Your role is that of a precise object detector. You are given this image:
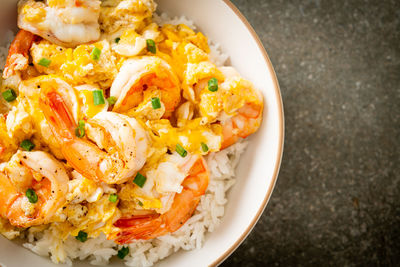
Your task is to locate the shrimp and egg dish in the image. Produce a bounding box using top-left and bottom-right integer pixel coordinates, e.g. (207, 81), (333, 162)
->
(0, 0), (263, 265)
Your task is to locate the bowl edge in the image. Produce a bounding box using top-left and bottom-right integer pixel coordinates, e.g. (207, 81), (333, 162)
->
(211, 1), (285, 266)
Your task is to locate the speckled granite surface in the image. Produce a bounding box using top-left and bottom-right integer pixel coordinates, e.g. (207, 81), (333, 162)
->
(222, 0), (400, 266)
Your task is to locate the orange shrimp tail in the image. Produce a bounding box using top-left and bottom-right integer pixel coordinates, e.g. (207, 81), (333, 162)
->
(112, 157), (209, 244)
(40, 92), (105, 181)
(40, 91), (77, 141)
(0, 173), (20, 220)
(113, 191), (201, 244)
(114, 214), (163, 244)
(3, 30), (40, 79)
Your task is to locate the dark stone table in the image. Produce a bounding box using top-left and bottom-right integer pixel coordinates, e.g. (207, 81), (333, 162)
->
(222, 0), (400, 266)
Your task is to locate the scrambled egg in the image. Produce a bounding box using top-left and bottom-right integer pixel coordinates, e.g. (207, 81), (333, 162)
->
(0, 0), (263, 242)
(147, 118), (222, 154)
(100, 0), (156, 35)
(31, 40), (117, 88)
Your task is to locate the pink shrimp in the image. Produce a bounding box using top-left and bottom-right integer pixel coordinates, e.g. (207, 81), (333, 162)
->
(39, 90), (148, 184)
(110, 56), (181, 118)
(0, 151), (69, 228)
(221, 102), (263, 149)
(110, 155), (209, 244)
(3, 30), (39, 79)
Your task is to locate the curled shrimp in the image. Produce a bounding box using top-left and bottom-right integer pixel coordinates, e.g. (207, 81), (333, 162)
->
(18, 0), (101, 47)
(110, 154), (209, 243)
(219, 70), (263, 148)
(3, 30), (39, 79)
(110, 56), (181, 118)
(0, 151), (69, 228)
(220, 102), (263, 148)
(196, 67), (264, 149)
(40, 90), (149, 184)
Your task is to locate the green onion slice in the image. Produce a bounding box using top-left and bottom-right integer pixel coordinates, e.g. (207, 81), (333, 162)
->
(26, 189), (38, 204)
(146, 39), (156, 54)
(2, 89), (17, 102)
(93, 90), (105, 105)
(133, 173), (147, 188)
(91, 47), (101, 61)
(117, 247), (130, 259)
(175, 144), (187, 157)
(38, 57), (51, 67)
(109, 194), (118, 203)
(208, 78), (218, 92)
(75, 120), (86, 138)
(151, 97), (161, 109)
(107, 96), (117, 105)
(115, 37), (121, 43)
(201, 142), (209, 153)
(20, 139), (35, 151)
(76, 231), (88, 242)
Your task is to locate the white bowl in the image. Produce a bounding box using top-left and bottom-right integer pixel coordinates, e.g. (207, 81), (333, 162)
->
(0, 0), (284, 266)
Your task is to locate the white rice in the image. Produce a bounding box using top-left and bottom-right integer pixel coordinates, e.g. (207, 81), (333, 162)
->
(22, 141), (247, 267)
(153, 13), (229, 67)
(1, 14), (248, 267)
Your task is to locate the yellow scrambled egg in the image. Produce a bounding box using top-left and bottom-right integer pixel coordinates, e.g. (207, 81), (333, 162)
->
(0, 0), (262, 242)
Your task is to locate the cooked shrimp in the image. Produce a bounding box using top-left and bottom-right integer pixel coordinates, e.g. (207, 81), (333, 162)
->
(196, 67), (264, 149)
(0, 151), (69, 228)
(18, 0), (101, 47)
(40, 90), (149, 184)
(15, 75), (79, 159)
(220, 102), (263, 148)
(3, 30), (38, 79)
(219, 73), (263, 148)
(110, 154), (209, 243)
(110, 56), (181, 118)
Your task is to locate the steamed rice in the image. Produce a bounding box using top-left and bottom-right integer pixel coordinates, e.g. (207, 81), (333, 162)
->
(22, 140), (247, 266)
(0, 14), (249, 267)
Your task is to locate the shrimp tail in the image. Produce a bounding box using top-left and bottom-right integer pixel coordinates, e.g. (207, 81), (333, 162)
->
(0, 173), (20, 220)
(114, 214), (162, 244)
(3, 30), (39, 79)
(40, 91), (77, 141)
(112, 156), (209, 244)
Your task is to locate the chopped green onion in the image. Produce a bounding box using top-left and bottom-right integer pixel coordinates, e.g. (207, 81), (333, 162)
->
(75, 120), (86, 138)
(107, 96), (117, 105)
(175, 144), (187, 157)
(138, 201), (143, 207)
(26, 189), (38, 204)
(75, 231), (88, 242)
(208, 78), (218, 92)
(201, 142), (209, 153)
(2, 89), (17, 102)
(91, 47), (101, 61)
(133, 173), (147, 188)
(151, 97), (161, 109)
(93, 90), (105, 105)
(146, 39), (156, 54)
(117, 247), (130, 259)
(20, 139), (35, 151)
(38, 57), (51, 67)
(109, 194), (118, 203)
(115, 37), (121, 43)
